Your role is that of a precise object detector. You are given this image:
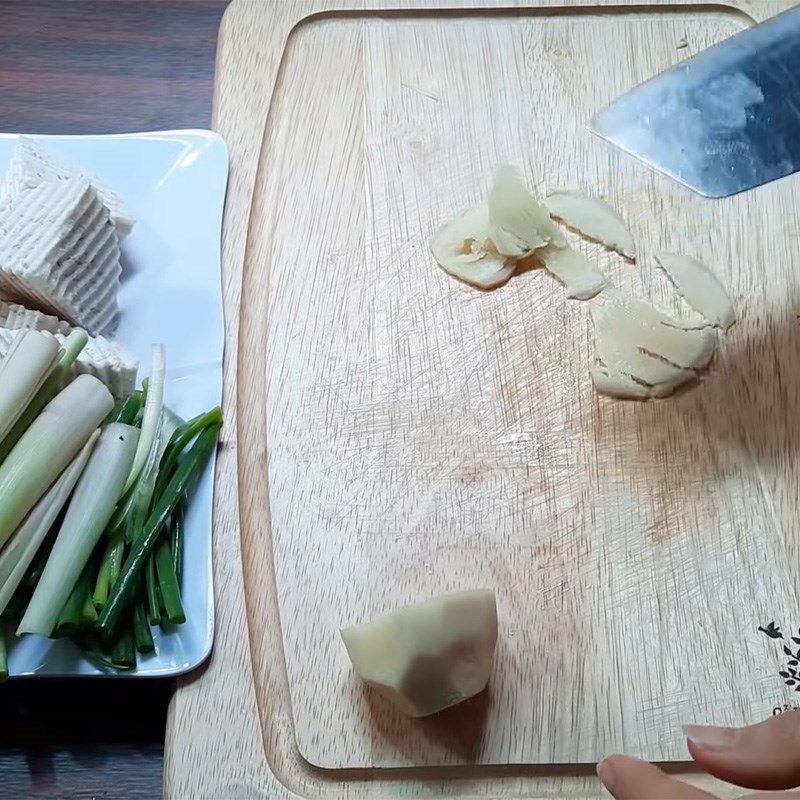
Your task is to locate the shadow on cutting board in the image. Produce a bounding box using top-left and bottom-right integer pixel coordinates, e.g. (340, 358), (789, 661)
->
(590, 311), (800, 540)
(364, 681), (491, 764)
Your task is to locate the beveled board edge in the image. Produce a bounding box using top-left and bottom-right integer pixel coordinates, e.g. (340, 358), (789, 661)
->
(165, 1), (796, 798)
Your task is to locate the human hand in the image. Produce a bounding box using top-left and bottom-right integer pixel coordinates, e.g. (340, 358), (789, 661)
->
(597, 711), (800, 798)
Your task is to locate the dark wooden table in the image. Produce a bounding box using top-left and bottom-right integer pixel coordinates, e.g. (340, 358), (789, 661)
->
(0, 1), (228, 796)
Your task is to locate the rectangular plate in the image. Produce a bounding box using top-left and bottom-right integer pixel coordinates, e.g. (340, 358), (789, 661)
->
(0, 130), (227, 678)
(244, 6), (800, 770)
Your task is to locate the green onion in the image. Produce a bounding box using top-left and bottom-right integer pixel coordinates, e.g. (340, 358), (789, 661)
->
(110, 392), (144, 426)
(98, 422), (220, 634)
(72, 633), (135, 673)
(133, 599), (154, 654)
(153, 408), (222, 502)
(170, 501), (185, 587)
(0, 631), (7, 682)
(123, 345), (165, 494)
(110, 627), (136, 670)
(52, 565), (96, 638)
(18, 423), (139, 637)
(0, 374), (113, 551)
(0, 431), (99, 616)
(80, 587), (98, 626)
(0, 329), (88, 463)
(92, 534), (125, 610)
(1, 537), (54, 620)
(155, 537), (184, 624)
(0, 330), (61, 447)
(145, 555), (161, 625)
(106, 408), (183, 541)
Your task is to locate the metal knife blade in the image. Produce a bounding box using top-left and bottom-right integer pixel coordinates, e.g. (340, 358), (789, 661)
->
(589, 6), (800, 198)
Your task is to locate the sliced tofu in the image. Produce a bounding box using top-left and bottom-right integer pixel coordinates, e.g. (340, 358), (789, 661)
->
(0, 137), (134, 240)
(0, 178), (121, 336)
(341, 590), (498, 717)
(0, 302), (137, 399)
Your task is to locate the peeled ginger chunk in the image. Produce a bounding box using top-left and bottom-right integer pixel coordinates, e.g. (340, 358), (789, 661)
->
(341, 589), (498, 717)
(654, 253), (735, 330)
(488, 167), (565, 257)
(429, 205), (514, 289)
(544, 190), (636, 260)
(591, 294), (716, 399)
(539, 244), (607, 300)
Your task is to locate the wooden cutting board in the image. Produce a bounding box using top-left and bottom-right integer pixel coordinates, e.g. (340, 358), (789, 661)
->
(166, 0), (800, 796)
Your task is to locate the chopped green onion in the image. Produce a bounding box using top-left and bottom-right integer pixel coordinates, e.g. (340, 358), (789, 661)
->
(106, 408), (183, 541)
(153, 408), (222, 502)
(53, 565), (96, 638)
(110, 391), (144, 426)
(0, 432), (98, 616)
(98, 422), (221, 634)
(0, 630), (7, 682)
(145, 555), (161, 626)
(92, 533), (125, 610)
(0, 375), (113, 552)
(72, 633), (135, 673)
(170, 501), (185, 587)
(133, 599), (154, 654)
(155, 537), (184, 624)
(18, 423), (139, 637)
(110, 627), (136, 671)
(123, 345), (165, 494)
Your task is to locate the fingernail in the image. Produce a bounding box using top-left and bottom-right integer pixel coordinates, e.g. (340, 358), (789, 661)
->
(596, 757), (618, 793)
(682, 724), (739, 751)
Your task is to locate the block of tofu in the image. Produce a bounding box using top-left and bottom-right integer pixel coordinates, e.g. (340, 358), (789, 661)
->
(0, 302), (137, 400)
(0, 137), (134, 240)
(0, 178), (122, 336)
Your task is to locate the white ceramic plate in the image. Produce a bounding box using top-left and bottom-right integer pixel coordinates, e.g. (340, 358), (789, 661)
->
(0, 130), (228, 677)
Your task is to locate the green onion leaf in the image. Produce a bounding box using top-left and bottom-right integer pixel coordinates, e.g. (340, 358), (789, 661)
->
(98, 421), (220, 634)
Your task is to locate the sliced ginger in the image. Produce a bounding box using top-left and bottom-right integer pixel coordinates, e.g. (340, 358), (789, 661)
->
(429, 205), (515, 289)
(544, 190), (636, 261)
(654, 253), (735, 330)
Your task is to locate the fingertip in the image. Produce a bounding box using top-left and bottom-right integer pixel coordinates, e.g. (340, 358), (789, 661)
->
(596, 754), (623, 793)
(684, 713), (800, 791)
(596, 753), (717, 799)
(595, 754), (658, 797)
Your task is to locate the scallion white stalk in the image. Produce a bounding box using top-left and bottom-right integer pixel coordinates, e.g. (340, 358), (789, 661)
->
(107, 407), (183, 537)
(0, 330), (61, 445)
(0, 374), (114, 550)
(123, 344), (165, 493)
(0, 431), (99, 616)
(125, 410), (183, 538)
(0, 328), (90, 465)
(18, 423), (139, 637)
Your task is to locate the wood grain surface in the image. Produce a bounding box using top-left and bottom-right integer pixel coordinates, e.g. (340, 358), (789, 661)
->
(262, 7), (800, 769)
(167, 0), (800, 797)
(0, 0), (226, 134)
(0, 1), (227, 798)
